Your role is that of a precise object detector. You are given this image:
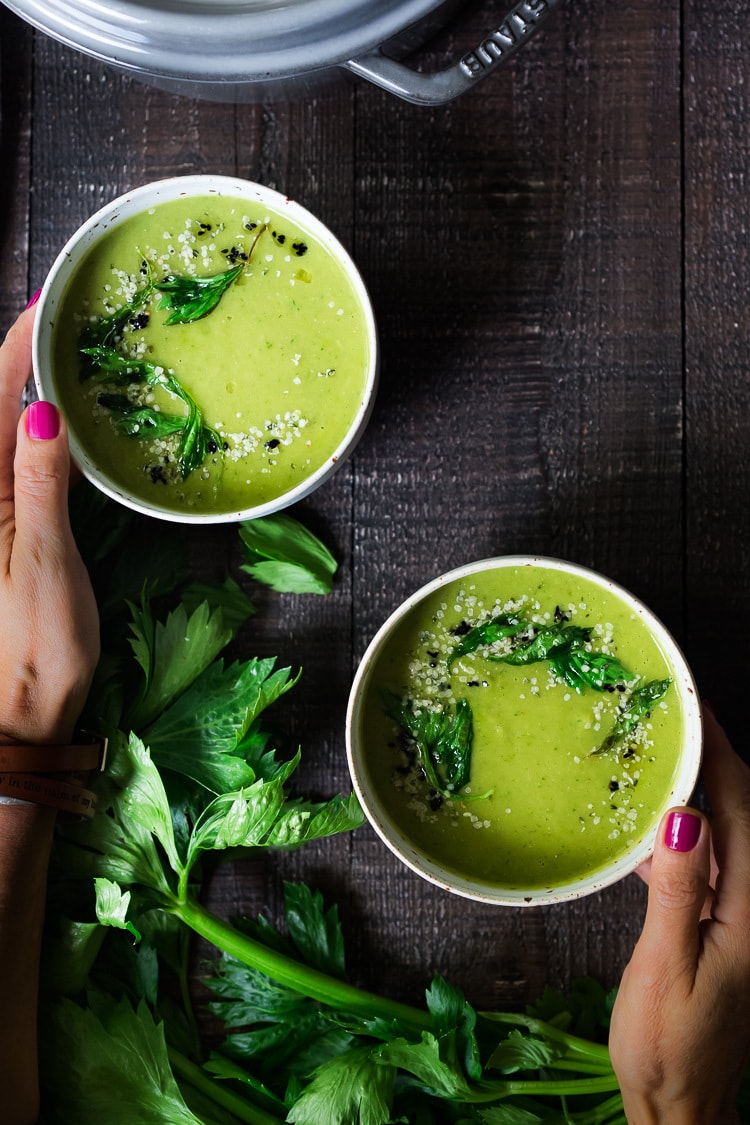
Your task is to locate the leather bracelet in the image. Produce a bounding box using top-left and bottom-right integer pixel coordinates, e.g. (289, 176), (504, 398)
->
(0, 734), (107, 821)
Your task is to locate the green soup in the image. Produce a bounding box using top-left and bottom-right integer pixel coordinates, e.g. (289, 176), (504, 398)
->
(359, 564), (685, 891)
(51, 195), (372, 516)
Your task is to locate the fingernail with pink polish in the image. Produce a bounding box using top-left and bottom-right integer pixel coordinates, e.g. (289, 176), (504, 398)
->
(25, 288), (42, 309)
(666, 810), (701, 852)
(26, 400), (60, 441)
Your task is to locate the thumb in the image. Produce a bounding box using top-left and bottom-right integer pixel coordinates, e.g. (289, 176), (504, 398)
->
(636, 807), (710, 978)
(13, 400), (73, 559)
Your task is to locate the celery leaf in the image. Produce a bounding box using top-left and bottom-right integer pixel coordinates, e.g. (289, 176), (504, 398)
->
(239, 513), (337, 595)
(283, 881), (346, 980)
(286, 1047), (395, 1125)
(94, 878), (142, 942)
(262, 793), (364, 848)
(425, 974), (482, 1081)
(39, 997), (206, 1124)
(60, 732), (181, 900)
(376, 1032), (472, 1099)
(486, 1029), (561, 1074)
(127, 599), (233, 730)
(144, 657), (298, 794)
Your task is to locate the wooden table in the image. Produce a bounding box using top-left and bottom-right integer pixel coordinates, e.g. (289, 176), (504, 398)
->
(1, 0), (747, 1021)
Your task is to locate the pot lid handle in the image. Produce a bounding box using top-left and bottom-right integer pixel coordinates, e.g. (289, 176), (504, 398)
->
(344, 0), (562, 106)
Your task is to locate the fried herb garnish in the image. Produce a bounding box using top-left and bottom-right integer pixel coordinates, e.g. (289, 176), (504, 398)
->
(451, 613), (636, 696)
(88, 344), (223, 479)
(594, 678), (672, 756)
(153, 263), (243, 325)
(381, 691), (485, 802)
(447, 613), (525, 667)
(78, 282), (154, 379)
(547, 629), (637, 694)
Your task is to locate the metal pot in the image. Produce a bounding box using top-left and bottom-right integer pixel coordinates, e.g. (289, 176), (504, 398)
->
(0, 0), (561, 104)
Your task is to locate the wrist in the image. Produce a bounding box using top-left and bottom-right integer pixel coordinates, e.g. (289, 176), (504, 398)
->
(0, 735), (106, 820)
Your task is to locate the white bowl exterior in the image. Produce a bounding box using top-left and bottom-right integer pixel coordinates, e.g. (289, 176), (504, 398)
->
(346, 555), (702, 907)
(33, 175), (379, 524)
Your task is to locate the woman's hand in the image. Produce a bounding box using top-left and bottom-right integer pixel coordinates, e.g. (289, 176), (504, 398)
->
(609, 706), (750, 1124)
(0, 306), (99, 745)
(0, 305), (101, 1125)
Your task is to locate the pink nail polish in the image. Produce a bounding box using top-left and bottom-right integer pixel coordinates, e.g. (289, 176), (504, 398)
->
(665, 810), (701, 852)
(25, 400), (60, 441)
(25, 288), (42, 309)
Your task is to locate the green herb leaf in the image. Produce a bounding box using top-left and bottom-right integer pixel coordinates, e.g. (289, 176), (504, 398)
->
(187, 777), (287, 861)
(426, 975), (482, 1082)
(528, 976), (615, 1040)
(478, 1104), (547, 1123)
(283, 882), (346, 980)
(40, 917), (106, 999)
(453, 609), (642, 709)
(57, 732), (178, 901)
(78, 282), (153, 373)
(96, 395), (187, 440)
(448, 613), (526, 667)
(548, 629), (636, 695)
(381, 691), (476, 800)
(375, 1032), (473, 1100)
(286, 1047), (395, 1125)
(155, 264), (243, 325)
(491, 624), (570, 666)
(94, 878), (142, 942)
(239, 514), (338, 595)
(261, 792), (364, 849)
(111, 733), (183, 880)
(86, 344), (223, 480)
(220, 1010), (346, 1078)
(594, 678), (672, 756)
(39, 996), (206, 1125)
(82, 346), (162, 385)
(205, 883), (352, 1070)
(208, 953), (313, 1029)
(126, 597), (234, 731)
(203, 1052), (288, 1117)
(181, 766), (361, 873)
(144, 657), (297, 795)
(176, 398), (207, 477)
(486, 1029), (561, 1074)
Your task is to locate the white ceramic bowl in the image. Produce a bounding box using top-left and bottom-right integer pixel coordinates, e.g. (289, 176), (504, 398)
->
(33, 174), (379, 524)
(346, 556), (702, 906)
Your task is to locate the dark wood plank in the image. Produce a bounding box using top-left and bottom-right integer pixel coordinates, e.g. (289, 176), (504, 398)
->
(0, 10), (33, 325)
(28, 34), (239, 291)
(683, 0), (750, 750)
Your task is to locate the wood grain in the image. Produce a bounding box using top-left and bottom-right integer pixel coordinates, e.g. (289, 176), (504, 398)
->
(684, 0), (750, 747)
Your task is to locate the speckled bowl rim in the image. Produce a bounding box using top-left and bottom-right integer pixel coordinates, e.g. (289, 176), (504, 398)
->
(346, 555), (702, 907)
(32, 174), (379, 524)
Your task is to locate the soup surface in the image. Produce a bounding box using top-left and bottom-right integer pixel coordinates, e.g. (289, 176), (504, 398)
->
(51, 195), (371, 515)
(359, 564), (684, 890)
